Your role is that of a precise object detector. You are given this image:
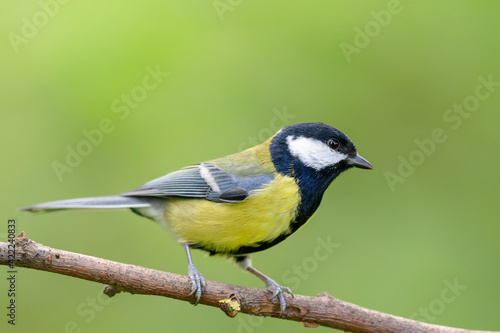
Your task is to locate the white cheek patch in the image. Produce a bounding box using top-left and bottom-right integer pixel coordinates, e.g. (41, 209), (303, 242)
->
(286, 135), (347, 170)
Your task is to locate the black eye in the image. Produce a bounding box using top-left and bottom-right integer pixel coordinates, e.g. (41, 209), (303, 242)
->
(327, 138), (340, 150)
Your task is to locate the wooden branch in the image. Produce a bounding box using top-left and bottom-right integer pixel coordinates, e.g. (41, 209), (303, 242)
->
(0, 232), (496, 333)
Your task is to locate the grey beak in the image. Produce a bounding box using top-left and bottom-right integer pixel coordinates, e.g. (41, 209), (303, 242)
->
(347, 154), (373, 170)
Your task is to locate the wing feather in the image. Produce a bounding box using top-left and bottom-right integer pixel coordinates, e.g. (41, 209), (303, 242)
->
(122, 163), (274, 203)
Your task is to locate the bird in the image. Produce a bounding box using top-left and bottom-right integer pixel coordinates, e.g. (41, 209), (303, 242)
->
(21, 122), (372, 315)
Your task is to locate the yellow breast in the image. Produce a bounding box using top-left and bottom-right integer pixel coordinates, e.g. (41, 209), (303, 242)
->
(163, 174), (301, 254)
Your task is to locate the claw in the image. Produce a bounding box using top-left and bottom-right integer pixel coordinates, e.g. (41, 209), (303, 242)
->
(237, 256), (293, 316)
(265, 279), (293, 316)
(187, 262), (206, 305)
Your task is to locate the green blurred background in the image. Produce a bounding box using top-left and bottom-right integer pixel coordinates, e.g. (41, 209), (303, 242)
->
(1, 1), (499, 332)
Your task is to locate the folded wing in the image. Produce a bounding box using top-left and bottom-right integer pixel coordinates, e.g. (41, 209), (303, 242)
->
(122, 163), (274, 203)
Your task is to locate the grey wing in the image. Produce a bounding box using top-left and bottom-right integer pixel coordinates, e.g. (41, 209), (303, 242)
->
(122, 163), (274, 203)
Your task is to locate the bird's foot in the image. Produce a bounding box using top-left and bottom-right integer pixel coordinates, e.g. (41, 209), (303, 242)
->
(264, 278), (293, 315)
(188, 263), (206, 305)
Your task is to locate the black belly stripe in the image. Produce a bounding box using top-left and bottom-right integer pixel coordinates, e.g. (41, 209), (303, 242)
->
(188, 210), (316, 256)
(189, 177), (330, 256)
(223, 171), (340, 256)
(190, 188), (322, 256)
(226, 197), (320, 256)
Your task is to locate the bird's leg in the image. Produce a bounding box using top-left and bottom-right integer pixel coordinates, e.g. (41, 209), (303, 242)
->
(184, 243), (206, 305)
(237, 256), (293, 315)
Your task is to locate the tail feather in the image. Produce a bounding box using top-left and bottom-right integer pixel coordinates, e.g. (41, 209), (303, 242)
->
(20, 195), (151, 213)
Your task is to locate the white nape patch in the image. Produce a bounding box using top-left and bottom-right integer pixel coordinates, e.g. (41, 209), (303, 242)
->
(198, 163), (220, 192)
(287, 135), (347, 170)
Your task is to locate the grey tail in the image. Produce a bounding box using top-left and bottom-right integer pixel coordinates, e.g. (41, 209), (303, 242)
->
(20, 195), (151, 213)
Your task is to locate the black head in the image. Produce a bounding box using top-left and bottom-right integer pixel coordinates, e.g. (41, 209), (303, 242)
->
(270, 122), (372, 182)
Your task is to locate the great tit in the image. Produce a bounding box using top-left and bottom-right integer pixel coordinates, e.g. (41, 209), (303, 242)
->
(21, 122), (372, 314)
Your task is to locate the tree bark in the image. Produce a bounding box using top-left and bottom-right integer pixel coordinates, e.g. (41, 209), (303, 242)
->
(0, 232), (496, 333)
